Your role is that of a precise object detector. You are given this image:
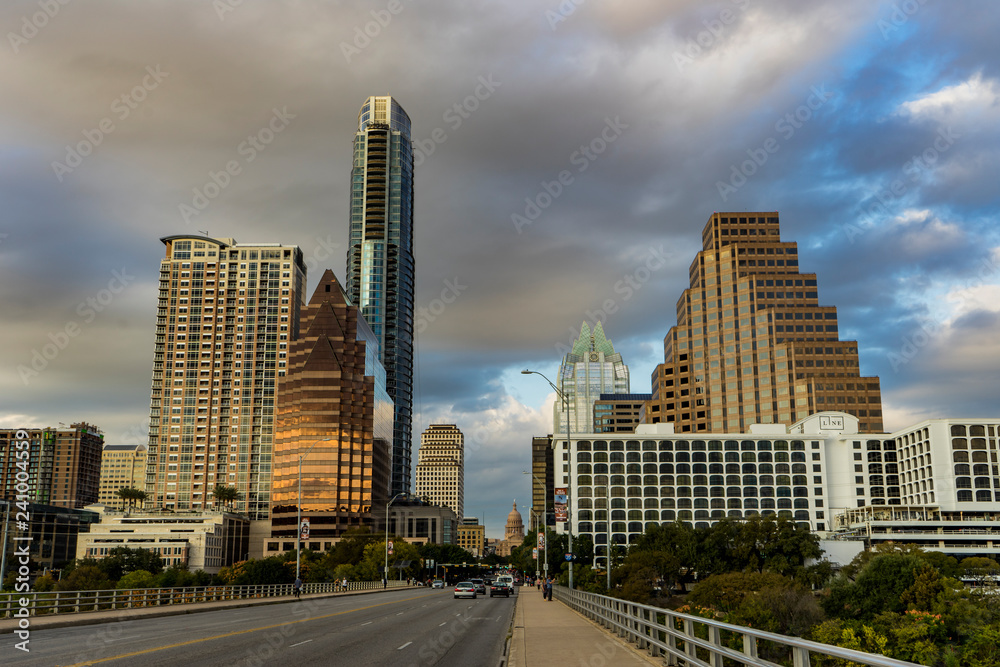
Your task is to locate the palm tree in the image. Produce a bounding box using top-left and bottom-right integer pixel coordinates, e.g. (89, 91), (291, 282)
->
(134, 489), (148, 510)
(115, 487), (131, 511)
(212, 484), (240, 510)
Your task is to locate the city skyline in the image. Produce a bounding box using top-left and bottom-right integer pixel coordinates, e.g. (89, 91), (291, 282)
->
(1, 2), (998, 538)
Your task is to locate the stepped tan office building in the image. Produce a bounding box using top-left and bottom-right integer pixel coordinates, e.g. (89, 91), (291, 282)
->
(547, 412), (1000, 567)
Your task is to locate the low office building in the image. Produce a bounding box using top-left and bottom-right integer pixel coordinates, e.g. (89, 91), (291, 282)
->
(387, 497), (458, 546)
(0, 503), (101, 573)
(545, 411), (1000, 569)
(456, 517), (485, 557)
(76, 507), (250, 574)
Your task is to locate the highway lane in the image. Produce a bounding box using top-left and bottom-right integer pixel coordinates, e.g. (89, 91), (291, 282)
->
(5, 587), (515, 666)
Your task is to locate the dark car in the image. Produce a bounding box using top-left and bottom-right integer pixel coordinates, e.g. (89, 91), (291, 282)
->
(489, 580), (511, 597)
(470, 578), (487, 595)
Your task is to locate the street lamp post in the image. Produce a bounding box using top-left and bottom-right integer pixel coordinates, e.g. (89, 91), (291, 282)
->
(297, 438), (334, 582)
(523, 471), (548, 580)
(529, 506), (540, 580)
(522, 369), (573, 589)
(385, 492), (406, 585)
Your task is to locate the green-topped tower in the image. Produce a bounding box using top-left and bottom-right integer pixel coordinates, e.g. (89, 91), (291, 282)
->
(554, 322), (631, 434)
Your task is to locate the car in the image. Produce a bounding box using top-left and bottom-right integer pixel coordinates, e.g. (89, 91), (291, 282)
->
(470, 578), (486, 595)
(432, 579), (444, 589)
(454, 581), (477, 599)
(489, 580), (511, 597)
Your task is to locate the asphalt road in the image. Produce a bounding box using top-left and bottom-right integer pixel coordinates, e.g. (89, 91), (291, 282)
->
(5, 588), (516, 667)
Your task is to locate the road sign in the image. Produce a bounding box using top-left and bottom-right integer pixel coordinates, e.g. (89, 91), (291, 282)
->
(565, 553), (572, 561)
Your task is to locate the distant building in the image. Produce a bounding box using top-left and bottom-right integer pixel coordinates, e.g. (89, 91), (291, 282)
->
(0, 423), (103, 509)
(555, 322), (630, 435)
(268, 270), (393, 554)
(642, 212), (883, 433)
(77, 506), (250, 574)
(98, 444), (147, 507)
(497, 502), (525, 557)
(387, 497), (458, 547)
(414, 424), (464, 519)
(144, 235), (306, 518)
(593, 394), (652, 433)
(528, 436), (553, 533)
(346, 96), (416, 498)
(456, 517), (485, 558)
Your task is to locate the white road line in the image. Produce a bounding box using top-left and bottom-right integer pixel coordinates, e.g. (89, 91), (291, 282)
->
(290, 640), (313, 648)
(361, 621), (372, 626)
(439, 622), (447, 627)
(396, 612), (404, 615)
(398, 642), (412, 650)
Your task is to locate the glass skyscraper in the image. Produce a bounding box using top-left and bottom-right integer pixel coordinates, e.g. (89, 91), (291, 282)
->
(555, 322), (631, 435)
(346, 96), (415, 497)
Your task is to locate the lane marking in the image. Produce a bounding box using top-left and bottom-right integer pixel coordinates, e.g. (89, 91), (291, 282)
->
(361, 621), (372, 626)
(63, 593), (428, 666)
(290, 640), (313, 647)
(398, 642), (412, 650)
(438, 622), (447, 627)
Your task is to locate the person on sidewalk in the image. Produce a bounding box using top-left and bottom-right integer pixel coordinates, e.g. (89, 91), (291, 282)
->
(544, 576), (553, 601)
(293, 577), (302, 599)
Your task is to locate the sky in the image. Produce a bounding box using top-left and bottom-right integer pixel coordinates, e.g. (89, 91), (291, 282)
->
(2, 0), (999, 539)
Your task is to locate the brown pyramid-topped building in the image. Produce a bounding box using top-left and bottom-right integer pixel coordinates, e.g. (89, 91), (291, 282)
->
(268, 270), (393, 550)
(643, 212), (883, 433)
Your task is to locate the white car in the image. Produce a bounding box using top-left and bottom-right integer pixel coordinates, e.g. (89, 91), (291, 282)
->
(454, 581), (477, 599)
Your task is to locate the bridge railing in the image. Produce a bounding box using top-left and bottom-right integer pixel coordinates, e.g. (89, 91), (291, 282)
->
(1, 579), (409, 618)
(555, 586), (921, 667)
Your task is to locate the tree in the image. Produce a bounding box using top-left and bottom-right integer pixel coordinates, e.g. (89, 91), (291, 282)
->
(56, 565), (113, 591)
(97, 546), (164, 582)
(117, 570), (156, 589)
(823, 553), (926, 621)
(212, 484), (240, 509)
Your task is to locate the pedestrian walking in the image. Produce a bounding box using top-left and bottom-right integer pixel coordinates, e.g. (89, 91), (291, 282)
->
(544, 576), (553, 601)
(293, 576), (302, 599)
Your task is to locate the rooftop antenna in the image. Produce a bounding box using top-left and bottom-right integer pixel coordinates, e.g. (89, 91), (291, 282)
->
(198, 230), (209, 236)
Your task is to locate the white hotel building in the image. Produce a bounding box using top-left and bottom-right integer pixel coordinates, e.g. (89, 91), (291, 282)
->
(548, 411), (1000, 569)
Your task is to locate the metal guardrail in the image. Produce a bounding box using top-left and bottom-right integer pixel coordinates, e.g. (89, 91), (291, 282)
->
(556, 586), (921, 667)
(1, 580), (410, 618)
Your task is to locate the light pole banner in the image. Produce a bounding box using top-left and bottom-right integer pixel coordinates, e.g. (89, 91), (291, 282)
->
(537, 532), (545, 549)
(554, 487), (567, 522)
(388, 540), (394, 555)
(299, 518), (310, 540)
(532, 548), (538, 559)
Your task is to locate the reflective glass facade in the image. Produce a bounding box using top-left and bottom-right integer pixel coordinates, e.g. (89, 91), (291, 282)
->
(270, 271), (393, 540)
(555, 322), (630, 435)
(346, 96), (415, 497)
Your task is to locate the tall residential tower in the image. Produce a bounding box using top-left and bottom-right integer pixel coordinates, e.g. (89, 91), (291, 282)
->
(145, 236), (305, 518)
(345, 96), (415, 497)
(643, 212), (883, 433)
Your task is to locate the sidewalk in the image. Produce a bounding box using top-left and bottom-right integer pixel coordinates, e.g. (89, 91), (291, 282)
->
(508, 586), (660, 667)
